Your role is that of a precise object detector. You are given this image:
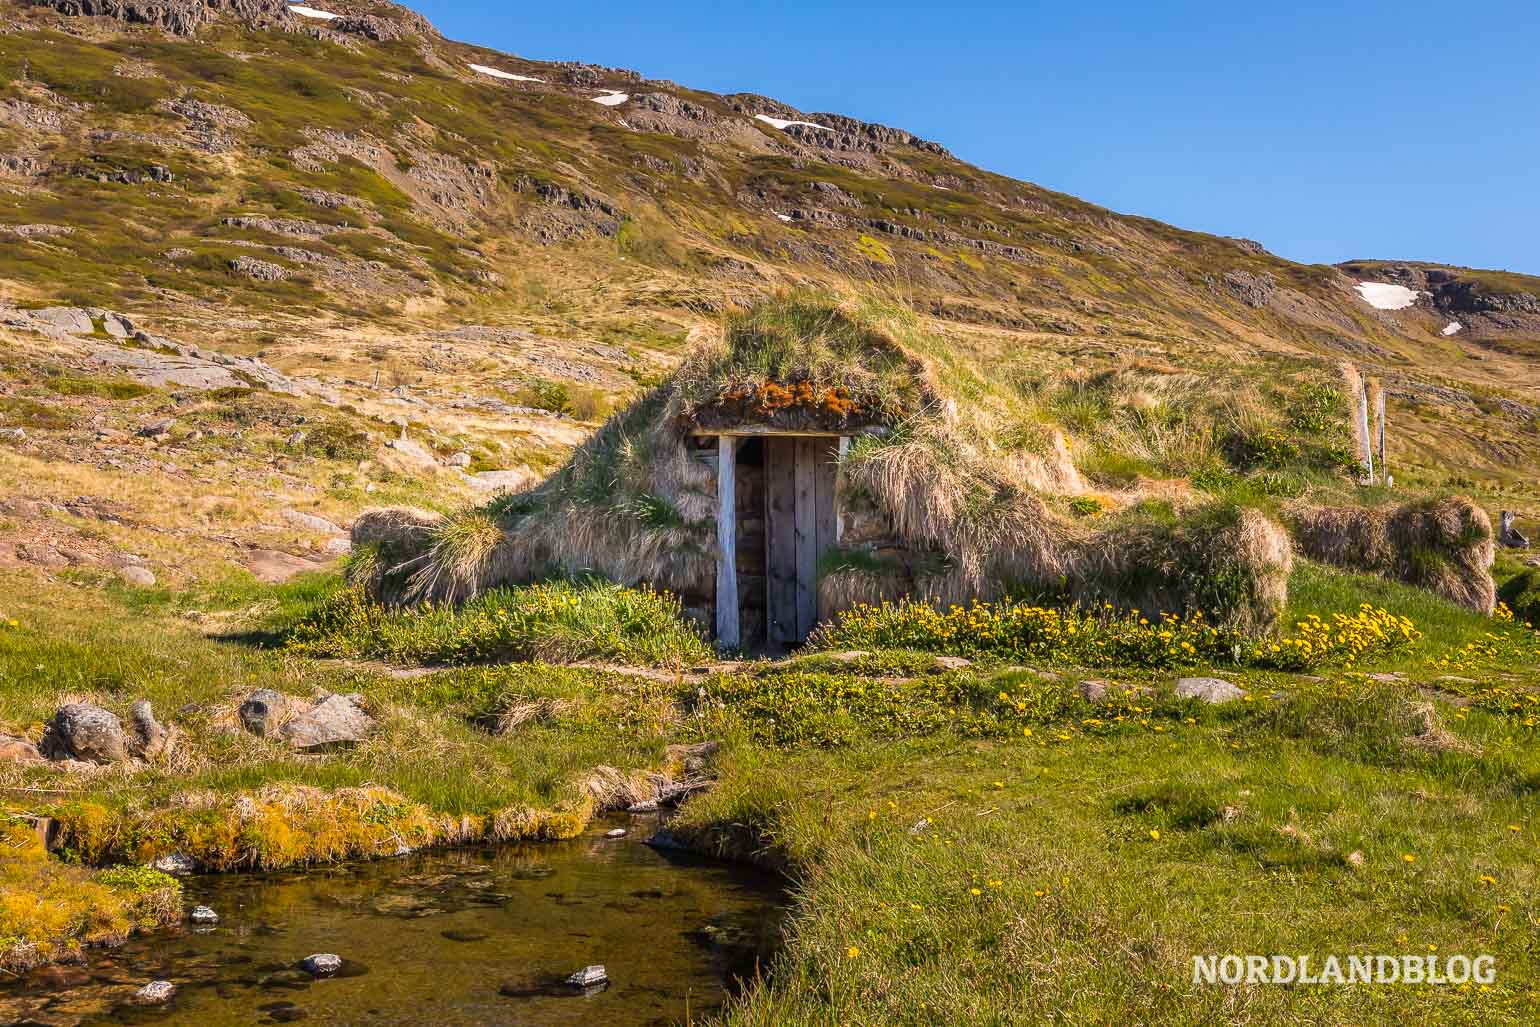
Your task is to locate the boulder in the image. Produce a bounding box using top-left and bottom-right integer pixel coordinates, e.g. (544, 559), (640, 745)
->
(101, 312), (134, 338)
(300, 953), (343, 977)
(1077, 679), (1111, 703)
(239, 689), (289, 737)
(134, 980), (176, 1005)
(128, 700), (170, 759)
(280, 693), (375, 749)
(0, 734), (44, 764)
(282, 509), (343, 535)
(932, 655), (972, 672)
(30, 306), (93, 335)
(40, 704), (129, 763)
(189, 905), (219, 924)
(445, 451), (472, 468)
(1174, 676), (1246, 704)
(119, 565), (157, 588)
(246, 549), (329, 584)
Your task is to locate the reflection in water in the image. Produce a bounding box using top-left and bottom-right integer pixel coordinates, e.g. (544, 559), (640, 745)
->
(1, 818), (783, 1027)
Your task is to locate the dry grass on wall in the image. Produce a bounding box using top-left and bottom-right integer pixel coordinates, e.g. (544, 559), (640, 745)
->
(1289, 496), (1496, 613)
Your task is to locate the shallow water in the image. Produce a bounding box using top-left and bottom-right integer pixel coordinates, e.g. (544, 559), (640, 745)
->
(1, 818), (783, 1027)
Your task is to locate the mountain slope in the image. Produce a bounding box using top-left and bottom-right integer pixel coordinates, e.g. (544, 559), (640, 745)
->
(1, 0), (1538, 502)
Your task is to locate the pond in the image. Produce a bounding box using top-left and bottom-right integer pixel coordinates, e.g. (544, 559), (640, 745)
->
(1, 817), (784, 1026)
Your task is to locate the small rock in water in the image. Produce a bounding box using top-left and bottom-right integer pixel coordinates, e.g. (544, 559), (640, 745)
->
(190, 905), (219, 924)
(644, 829), (686, 851)
(301, 953), (343, 977)
(565, 965), (608, 988)
(151, 852), (197, 875)
(605, 828), (626, 839)
(134, 980), (176, 1004)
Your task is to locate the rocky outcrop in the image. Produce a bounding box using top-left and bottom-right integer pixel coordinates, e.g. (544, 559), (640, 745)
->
(40, 0), (291, 36)
(1223, 270), (1276, 308)
(229, 255), (290, 281)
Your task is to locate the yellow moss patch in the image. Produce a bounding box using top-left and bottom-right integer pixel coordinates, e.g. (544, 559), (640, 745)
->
(0, 816), (181, 973)
(46, 784), (601, 872)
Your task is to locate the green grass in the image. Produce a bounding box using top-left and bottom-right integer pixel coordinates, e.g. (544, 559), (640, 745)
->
(281, 578), (712, 667)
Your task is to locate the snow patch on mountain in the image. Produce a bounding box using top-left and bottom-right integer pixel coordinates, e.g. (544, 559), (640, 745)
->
(288, 5), (338, 19)
(755, 114), (833, 132)
(591, 93), (629, 107)
(1354, 282), (1418, 310)
(468, 64), (543, 83)
(1442, 321), (1463, 336)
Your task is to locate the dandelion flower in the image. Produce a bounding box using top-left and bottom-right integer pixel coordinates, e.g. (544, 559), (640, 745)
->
(1479, 875), (1496, 885)
(970, 887), (982, 896)
(847, 946), (861, 958)
(1403, 854), (1416, 864)
(1149, 829), (1161, 841)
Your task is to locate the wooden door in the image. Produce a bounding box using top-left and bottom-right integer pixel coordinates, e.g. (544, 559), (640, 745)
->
(765, 437), (840, 645)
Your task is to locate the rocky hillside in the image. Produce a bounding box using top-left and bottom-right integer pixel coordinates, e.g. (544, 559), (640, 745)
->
(1, 0), (1538, 588)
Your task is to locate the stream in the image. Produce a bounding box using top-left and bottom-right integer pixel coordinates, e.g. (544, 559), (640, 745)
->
(1, 817), (784, 1026)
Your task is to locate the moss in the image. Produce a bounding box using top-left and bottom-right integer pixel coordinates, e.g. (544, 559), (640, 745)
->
(0, 817), (181, 973)
(45, 375), (156, 401)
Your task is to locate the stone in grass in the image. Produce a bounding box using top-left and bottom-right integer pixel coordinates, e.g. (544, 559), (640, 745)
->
(40, 704), (129, 764)
(280, 694), (375, 750)
(301, 953), (343, 977)
(1174, 677), (1246, 704)
(190, 905), (219, 924)
(118, 565), (158, 588)
(565, 965), (608, 988)
(932, 655), (972, 672)
(239, 689), (290, 737)
(134, 980), (176, 1004)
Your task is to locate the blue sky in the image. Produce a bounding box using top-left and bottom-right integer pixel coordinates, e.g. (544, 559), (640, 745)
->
(415, 1), (1540, 274)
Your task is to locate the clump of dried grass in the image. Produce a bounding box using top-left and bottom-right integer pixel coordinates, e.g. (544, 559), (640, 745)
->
(1289, 496), (1495, 613)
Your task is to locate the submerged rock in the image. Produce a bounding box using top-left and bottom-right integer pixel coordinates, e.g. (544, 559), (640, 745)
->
(190, 905), (220, 924)
(605, 828), (627, 839)
(565, 965), (608, 988)
(151, 853), (197, 875)
(280, 694), (375, 749)
(1174, 676), (1246, 704)
(134, 980), (176, 1004)
(300, 953), (343, 977)
(40, 703), (129, 763)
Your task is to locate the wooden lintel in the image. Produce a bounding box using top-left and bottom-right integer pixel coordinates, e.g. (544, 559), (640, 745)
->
(695, 426), (885, 439)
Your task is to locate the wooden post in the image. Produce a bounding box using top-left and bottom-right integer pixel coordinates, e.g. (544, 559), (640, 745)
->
(1357, 382), (1374, 483)
(715, 436), (739, 650)
(1375, 389), (1386, 484)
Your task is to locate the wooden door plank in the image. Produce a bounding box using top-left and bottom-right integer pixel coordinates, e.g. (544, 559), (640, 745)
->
(765, 437), (798, 645)
(813, 437), (839, 622)
(714, 437), (739, 649)
(794, 436), (818, 640)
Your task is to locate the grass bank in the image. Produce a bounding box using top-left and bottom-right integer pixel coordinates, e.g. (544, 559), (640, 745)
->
(2, 562), (1538, 1021)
